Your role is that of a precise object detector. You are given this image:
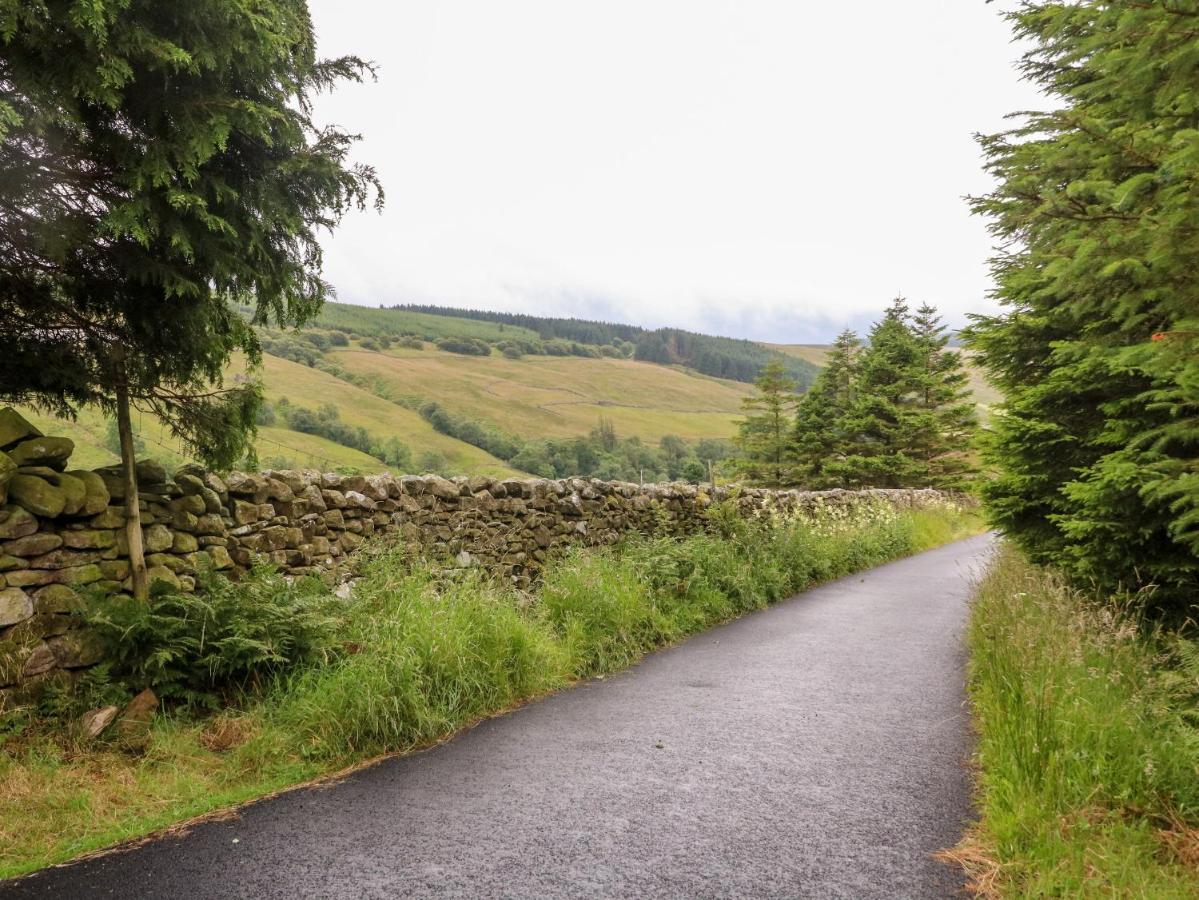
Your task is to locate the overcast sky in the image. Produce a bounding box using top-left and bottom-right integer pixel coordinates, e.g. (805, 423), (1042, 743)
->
(307, 1), (1042, 342)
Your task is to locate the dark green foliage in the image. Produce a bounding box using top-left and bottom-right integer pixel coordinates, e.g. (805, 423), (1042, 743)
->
(832, 300), (932, 488)
(258, 331), (323, 367)
(0, 0), (380, 468)
(734, 360), (800, 486)
(274, 400), (411, 468)
(793, 329), (860, 487)
(434, 336), (492, 356)
(966, 2), (1199, 610)
(418, 401), (522, 461)
(87, 567), (341, 709)
(789, 301), (977, 490)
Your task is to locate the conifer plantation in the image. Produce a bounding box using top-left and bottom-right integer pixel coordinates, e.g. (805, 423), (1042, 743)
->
(966, 0), (1199, 613)
(737, 300), (977, 491)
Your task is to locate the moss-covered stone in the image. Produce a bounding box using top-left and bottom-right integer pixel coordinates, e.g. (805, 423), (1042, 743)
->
(143, 523), (173, 553)
(8, 436), (74, 471)
(66, 470), (110, 515)
(0, 409), (41, 452)
(33, 584), (80, 615)
(99, 559), (131, 582)
(0, 587), (33, 627)
(61, 528), (117, 550)
(0, 451), (14, 506)
(2, 532), (62, 558)
(171, 532), (199, 553)
(8, 474), (65, 517)
(89, 506), (127, 529)
(55, 564), (104, 586)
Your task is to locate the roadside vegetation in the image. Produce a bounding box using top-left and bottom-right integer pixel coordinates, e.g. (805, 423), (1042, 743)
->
(736, 298), (977, 490)
(0, 499), (978, 879)
(945, 548), (1199, 897)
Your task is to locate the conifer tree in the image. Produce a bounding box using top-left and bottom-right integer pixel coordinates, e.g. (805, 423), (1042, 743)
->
(967, 1), (1199, 609)
(826, 299), (925, 488)
(0, 1), (381, 598)
(734, 360), (800, 487)
(909, 304), (977, 490)
(793, 329), (860, 488)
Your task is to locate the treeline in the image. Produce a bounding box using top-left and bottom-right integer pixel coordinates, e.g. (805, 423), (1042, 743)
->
(736, 299), (977, 490)
(246, 302), (819, 389)
(418, 401), (732, 483)
(257, 391), (731, 483)
(257, 399), (413, 470)
(393, 304), (817, 387)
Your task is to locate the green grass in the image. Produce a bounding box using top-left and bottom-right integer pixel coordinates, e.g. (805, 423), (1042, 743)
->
(0, 500), (980, 879)
(308, 301), (543, 343)
(945, 548), (1199, 897)
(327, 347), (751, 442)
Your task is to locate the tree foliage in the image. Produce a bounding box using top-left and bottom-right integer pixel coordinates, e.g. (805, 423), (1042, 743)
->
(966, 1), (1199, 610)
(734, 360), (800, 487)
(0, 0), (380, 466)
(746, 301), (977, 490)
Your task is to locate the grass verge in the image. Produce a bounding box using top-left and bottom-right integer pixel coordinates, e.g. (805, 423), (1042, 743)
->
(1, 499), (979, 879)
(943, 547), (1199, 897)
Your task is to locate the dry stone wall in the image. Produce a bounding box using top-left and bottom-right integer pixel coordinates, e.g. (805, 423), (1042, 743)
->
(0, 408), (958, 704)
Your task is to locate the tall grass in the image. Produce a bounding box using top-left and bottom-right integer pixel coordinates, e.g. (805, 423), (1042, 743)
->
(0, 499), (979, 878)
(946, 548), (1199, 897)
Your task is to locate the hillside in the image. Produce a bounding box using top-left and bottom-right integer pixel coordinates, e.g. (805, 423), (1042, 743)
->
(327, 347), (750, 443)
(19, 304), (768, 478)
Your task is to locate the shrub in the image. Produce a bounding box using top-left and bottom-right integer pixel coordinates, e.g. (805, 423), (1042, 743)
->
(434, 336), (491, 356)
(87, 568), (341, 709)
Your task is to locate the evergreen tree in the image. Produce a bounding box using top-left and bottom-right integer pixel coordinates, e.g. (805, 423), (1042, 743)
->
(734, 360), (800, 487)
(0, 1), (380, 597)
(793, 328), (860, 488)
(826, 299), (925, 488)
(966, 2), (1199, 610)
(909, 304), (977, 490)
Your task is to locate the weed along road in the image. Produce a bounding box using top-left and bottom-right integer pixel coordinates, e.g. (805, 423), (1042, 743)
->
(4, 535), (994, 900)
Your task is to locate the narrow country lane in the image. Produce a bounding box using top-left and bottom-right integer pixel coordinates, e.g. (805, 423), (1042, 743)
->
(4, 534), (995, 900)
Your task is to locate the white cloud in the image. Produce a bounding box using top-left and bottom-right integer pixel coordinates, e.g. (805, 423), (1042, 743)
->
(308, 0), (1042, 340)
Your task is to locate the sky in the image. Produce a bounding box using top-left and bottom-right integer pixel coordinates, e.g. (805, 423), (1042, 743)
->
(306, 0), (1044, 342)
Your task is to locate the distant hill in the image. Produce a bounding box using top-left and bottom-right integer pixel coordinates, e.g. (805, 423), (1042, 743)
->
(21, 303), (771, 478)
(345, 303), (821, 388)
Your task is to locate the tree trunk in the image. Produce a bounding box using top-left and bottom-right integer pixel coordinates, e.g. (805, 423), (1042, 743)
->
(116, 383), (148, 601)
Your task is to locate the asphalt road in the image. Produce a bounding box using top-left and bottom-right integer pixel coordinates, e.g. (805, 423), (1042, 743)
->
(5, 534), (995, 899)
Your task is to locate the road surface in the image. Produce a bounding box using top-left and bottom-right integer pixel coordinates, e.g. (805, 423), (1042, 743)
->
(4, 534), (994, 899)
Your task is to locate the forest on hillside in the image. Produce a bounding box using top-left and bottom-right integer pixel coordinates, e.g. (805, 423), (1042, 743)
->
(392, 304), (818, 387)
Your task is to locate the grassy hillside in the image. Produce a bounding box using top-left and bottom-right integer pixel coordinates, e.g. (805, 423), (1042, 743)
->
(768, 342), (1003, 420)
(306, 304), (542, 343)
(17, 353), (524, 478)
(327, 346), (751, 443)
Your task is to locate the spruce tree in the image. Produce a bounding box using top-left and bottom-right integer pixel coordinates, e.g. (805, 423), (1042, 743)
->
(967, 1), (1199, 610)
(0, 1), (380, 597)
(734, 360), (800, 487)
(909, 304), (977, 490)
(793, 329), (860, 488)
(826, 299), (925, 488)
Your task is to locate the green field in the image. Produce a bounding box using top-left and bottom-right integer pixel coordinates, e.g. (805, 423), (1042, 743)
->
(328, 346), (752, 443)
(304, 303), (543, 343)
